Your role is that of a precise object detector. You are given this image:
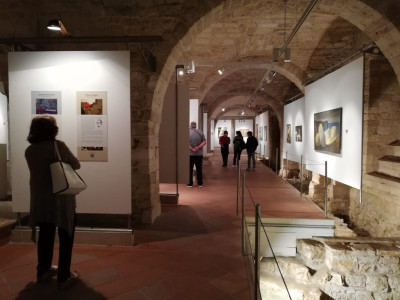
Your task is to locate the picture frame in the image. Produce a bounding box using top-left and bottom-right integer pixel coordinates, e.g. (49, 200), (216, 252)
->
(314, 107), (342, 154)
(286, 124), (291, 144)
(295, 125), (302, 142)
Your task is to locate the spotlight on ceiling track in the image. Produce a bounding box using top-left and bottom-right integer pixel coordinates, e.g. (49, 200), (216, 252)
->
(284, 48), (291, 62)
(186, 60), (195, 74)
(222, 108), (225, 112)
(46, 19), (70, 36)
(241, 110), (245, 116)
(178, 69), (185, 76)
(217, 66), (225, 75)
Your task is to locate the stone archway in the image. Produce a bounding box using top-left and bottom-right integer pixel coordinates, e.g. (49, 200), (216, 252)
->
(145, 0), (400, 224)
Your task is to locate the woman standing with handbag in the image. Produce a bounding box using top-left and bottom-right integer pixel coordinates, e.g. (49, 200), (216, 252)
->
(25, 115), (80, 290)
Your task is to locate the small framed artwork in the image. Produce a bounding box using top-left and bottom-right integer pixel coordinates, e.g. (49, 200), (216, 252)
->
(263, 126), (267, 141)
(258, 126), (263, 141)
(286, 124), (291, 144)
(295, 126), (302, 142)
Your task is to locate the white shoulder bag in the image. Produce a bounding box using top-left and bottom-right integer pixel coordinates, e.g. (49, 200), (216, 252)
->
(50, 141), (87, 195)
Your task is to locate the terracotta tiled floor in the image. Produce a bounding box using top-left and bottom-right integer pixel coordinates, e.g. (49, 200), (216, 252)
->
(0, 152), (324, 299)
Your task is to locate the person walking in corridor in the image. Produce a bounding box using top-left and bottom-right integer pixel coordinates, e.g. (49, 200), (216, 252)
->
(188, 121), (206, 187)
(246, 131), (258, 170)
(219, 130), (230, 167)
(232, 131), (245, 166)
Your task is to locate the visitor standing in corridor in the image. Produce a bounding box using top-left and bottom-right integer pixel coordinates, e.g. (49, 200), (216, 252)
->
(246, 131), (258, 170)
(219, 131), (230, 167)
(188, 121), (206, 187)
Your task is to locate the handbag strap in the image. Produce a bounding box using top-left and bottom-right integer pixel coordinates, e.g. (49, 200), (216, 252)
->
(54, 140), (61, 162)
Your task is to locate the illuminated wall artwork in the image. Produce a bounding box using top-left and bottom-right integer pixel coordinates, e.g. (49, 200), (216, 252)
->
(217, 126), (227, 137)
(295, 125), (302, 142)
(286, 124), (291, 144)
(77, 91), (108, 162)
(263, 126), (267, 141)
(314, 107), (342, 155)
(258, 126), (263, 141)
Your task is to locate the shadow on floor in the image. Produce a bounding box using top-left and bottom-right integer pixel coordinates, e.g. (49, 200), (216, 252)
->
(15, 279), (106, 300)
(133, 204), (208, 245)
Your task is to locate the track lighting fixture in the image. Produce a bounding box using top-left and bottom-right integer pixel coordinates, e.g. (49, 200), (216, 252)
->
(284, 48), (291, 62)
(222, 108), (225, 112)
(217, 66), (225, 75)
(46, 19), (70, 36)
(175, 64), (185, 76)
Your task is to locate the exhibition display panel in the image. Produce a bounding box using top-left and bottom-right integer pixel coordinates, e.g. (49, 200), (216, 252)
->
(283, 57), (363, 189)
(9, 51), (131, 214)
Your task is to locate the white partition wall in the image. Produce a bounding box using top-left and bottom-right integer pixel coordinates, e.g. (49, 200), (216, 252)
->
(305, 57), (363, 189)
(283, 97), (305, 163)
(189, 99), (199, 125)
(0, 92), (7, 146)
(9, 51), (131, 214)
(210, 119), (215, 149)
(0, 91), (8, 199)
(255, 112), (269, 157)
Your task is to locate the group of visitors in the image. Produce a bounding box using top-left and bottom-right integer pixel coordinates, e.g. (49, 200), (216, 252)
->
(188, 121), (259, 188)
(219, 130), (258, 170)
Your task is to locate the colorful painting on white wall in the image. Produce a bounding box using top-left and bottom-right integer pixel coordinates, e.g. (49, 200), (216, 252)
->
(314, 107), (342, 154)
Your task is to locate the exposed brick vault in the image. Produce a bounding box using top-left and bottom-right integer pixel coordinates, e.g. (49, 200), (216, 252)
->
(1, 0), (400, 234)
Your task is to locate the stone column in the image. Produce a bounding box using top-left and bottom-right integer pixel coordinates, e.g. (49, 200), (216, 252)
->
(131, 120), (161, 224)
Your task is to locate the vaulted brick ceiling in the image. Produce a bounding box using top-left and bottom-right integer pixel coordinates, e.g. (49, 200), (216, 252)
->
(181, 0), (371, 119)
(0, 0), (383, 121)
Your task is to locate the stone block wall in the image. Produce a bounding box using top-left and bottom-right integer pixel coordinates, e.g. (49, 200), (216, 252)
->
(347, 54), (400, 237)
(296, 237), (400, 299)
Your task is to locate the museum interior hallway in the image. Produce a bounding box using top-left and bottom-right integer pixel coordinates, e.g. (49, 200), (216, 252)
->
(0, 151), (326, 299)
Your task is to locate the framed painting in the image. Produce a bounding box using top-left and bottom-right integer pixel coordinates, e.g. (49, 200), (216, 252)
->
(286, 124), (291, 144)
(263, 126), (267, 141)
(314, 107), (342, 154)
(295, 125), (302, 142)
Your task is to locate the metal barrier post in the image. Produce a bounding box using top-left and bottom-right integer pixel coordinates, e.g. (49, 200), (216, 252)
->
(300, 155), (303, 196)
(254, 204), (261, 300)
(275, 148), (279, 175)
(236, 163), (240, 216)
(324, 161), (328, 218)
(241, 171), (246, 256)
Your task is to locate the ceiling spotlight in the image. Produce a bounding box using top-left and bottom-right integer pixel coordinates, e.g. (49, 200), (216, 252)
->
(217, 66), (225, 75)
(241, 110), (245, 116)
(46, 19), (70, 36)
(186, 60), (195, 74)
(284, 48), (291, 62)
(178, 69), (184, 76)
(222, 108), (225, 112)
(271, 70), (276, 76)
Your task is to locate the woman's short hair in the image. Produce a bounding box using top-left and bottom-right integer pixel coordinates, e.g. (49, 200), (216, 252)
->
(27, 115), (59, 144)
